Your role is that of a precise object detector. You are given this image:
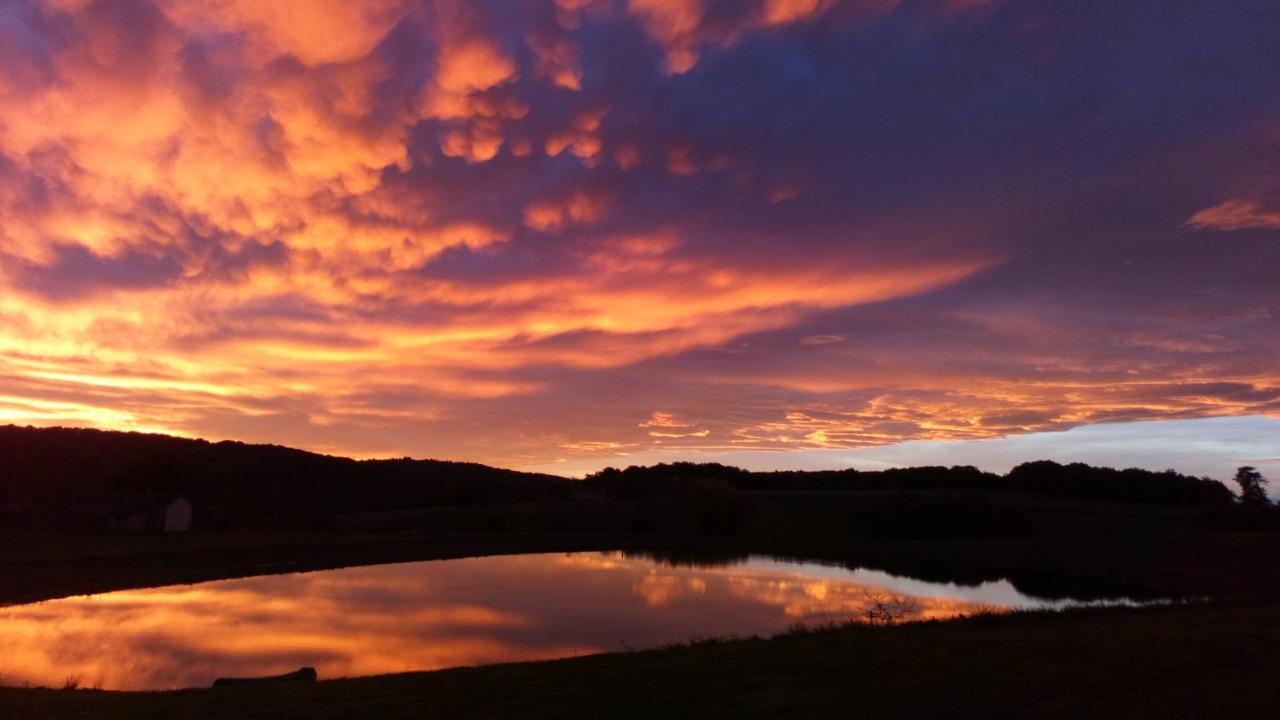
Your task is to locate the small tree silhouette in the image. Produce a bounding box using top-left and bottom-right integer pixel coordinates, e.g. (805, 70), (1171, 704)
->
(1233, 466), (1270, 508)
(863, 592), (922, 625)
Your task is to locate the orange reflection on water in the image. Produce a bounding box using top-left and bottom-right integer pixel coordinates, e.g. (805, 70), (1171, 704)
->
(0, 552), (1050, 690)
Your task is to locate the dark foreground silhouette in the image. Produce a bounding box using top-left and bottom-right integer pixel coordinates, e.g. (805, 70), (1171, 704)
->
(212, 667), (317, 688)
(1, 424), (1277, 718)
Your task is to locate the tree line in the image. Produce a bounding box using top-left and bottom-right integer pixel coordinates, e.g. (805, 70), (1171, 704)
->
(0, 425), (1270, 534)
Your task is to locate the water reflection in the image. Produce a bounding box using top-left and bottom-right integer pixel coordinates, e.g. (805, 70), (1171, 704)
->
(0, 552), (1140, 690)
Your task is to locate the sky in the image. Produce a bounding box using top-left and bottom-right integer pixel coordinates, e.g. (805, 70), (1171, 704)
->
(0, 0), (1277, 479)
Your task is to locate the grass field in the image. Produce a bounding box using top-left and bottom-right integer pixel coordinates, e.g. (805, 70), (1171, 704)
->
(3, 600), (1277, 719)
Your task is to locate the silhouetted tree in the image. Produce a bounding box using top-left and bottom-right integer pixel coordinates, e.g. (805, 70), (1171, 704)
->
(863, 592), (922, 626)
(1233, 466), (1270, 508)
(583, 460), (1232, 506)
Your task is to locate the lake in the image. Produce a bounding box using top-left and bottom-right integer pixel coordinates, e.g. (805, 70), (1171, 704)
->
(0, 551), (1147, 690)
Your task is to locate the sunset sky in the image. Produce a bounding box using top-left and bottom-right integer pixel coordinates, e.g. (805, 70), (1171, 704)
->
(0, 0), (1277, 477)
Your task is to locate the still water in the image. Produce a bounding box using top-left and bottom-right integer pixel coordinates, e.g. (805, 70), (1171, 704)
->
(0, 552), (1138, 689)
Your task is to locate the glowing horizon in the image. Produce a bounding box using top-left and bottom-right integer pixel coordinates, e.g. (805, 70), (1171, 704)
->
(0, 1), (1276, 471)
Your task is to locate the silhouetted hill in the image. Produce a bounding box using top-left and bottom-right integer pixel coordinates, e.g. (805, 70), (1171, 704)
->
(0, 425), (569, 529)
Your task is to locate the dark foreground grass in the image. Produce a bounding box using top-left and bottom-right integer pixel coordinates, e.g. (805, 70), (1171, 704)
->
(4, 600), (1278, 719)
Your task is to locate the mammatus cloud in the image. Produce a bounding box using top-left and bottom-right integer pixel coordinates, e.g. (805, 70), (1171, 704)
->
(0, 0), (1277, 466)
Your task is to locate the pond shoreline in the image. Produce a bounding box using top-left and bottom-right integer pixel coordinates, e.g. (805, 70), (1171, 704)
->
(4, 529), (1280, 609)
(3, 530), (1279, 717)
(5, 549), (1126, 691)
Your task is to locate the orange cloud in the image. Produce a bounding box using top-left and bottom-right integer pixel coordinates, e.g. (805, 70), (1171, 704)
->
(629, 0), (704, 73)
(523, 191), (609, 231)
(0, 0), (1275, 469)
(163, 0), (409, 66)
(435, 38), (518, 95)
(1187, 199), (1280, 231)
(762, 0), (827, 25)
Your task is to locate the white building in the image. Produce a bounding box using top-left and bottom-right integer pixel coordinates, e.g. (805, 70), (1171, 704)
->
(108, 495), (194, 533)
(162, 496), (194, 533)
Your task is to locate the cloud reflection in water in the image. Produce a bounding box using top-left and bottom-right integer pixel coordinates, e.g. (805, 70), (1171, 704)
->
(1, 552), (1090, 689)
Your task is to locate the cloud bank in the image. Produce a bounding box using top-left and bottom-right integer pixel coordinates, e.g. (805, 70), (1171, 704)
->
(0, 0), (1277, 466)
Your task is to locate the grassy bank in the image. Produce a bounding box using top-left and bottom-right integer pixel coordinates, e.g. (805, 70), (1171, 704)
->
(4, 600), (1277, 718)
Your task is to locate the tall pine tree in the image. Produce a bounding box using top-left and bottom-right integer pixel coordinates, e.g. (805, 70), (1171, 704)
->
(1233, 466), (1271, 508)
